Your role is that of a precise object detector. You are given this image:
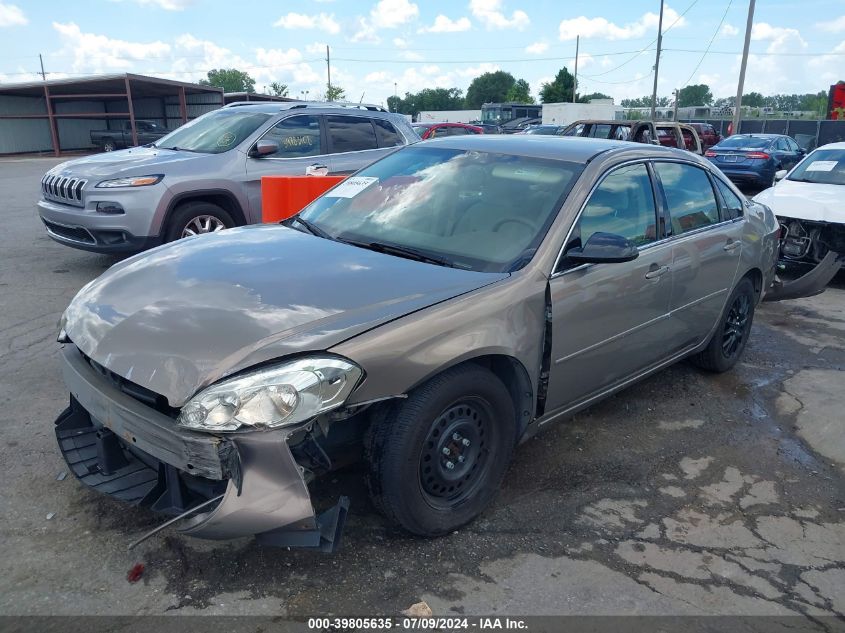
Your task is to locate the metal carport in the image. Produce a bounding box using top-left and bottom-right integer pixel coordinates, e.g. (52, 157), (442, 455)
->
(0, 73), (224, 156)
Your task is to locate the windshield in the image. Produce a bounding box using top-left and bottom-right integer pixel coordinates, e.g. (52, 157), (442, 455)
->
(297, 146), (583, 273)
(718, 136), (771, 149)
(787, 149), (845, 185)
(154, 109), (272, 154)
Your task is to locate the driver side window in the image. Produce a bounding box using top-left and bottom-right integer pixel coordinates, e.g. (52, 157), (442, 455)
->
(559, 163), (657, 272)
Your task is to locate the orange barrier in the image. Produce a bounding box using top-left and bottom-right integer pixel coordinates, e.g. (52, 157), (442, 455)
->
(261, 175), (346, 223)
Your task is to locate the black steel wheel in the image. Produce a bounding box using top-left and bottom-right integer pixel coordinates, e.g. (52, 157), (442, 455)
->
(691, 277), (756, 372)
(419, 398), (495, 507)
(365, 364), (517, 536)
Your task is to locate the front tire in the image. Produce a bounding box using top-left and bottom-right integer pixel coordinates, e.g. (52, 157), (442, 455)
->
(691, 277), (756, 373)
(102, 140), (116, 152)
(164, 201), (235, 243)
(365, 365), (517, 536)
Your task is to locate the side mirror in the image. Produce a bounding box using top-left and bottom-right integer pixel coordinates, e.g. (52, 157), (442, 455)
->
(566, 232), (639, 264)
(251, 140), (279, 157)
(775, 169), (788, 181)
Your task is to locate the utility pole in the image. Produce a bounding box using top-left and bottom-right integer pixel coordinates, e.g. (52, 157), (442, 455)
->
(572, 35), (579, 103)
(650, 0), (665, 121)
(732, 0), (756, 135)
(39, 54), (46, 81)
(326, 45), (332, 100)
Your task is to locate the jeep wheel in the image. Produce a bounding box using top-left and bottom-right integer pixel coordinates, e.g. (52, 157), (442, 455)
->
(365, 365), (517, 536)
(165, 201), (235, 243)
(102, 140), (116, 152)
(691, 277), (756, 373)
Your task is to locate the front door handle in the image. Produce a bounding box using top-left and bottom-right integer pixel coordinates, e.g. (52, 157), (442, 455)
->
(645, 264), (670, 280)
(724, 240), (741, 252)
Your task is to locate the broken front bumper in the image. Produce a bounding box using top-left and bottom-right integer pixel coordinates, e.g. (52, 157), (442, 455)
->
(763, 250), (842, 302)
(54, 345), (347, 550)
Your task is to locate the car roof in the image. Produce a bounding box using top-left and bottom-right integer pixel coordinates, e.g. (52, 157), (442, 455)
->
(417, 134), (688, 162)
(220, 101), (391, 115)
(731, 133), (783, 138)
(817, 141), (845, 150)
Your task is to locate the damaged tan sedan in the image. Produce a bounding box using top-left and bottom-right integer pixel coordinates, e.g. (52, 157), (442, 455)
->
(54, 136), (826, 551)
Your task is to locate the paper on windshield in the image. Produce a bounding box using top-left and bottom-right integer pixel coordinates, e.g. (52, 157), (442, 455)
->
(326, 176), (379, 198)
(805, 161), (838, 172)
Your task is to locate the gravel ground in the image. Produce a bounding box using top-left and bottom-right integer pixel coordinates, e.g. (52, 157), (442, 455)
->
(0, 157), (843, 626)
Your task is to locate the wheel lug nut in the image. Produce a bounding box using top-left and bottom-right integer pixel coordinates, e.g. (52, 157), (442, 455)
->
(445, 461), (455, 470)
(452, 433), (461, 441)
(462, 438), (471, 447)
(442, 447), (451, 456)
(458, 455), (465, 463)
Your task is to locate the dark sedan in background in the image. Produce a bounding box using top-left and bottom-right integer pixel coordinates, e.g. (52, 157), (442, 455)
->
(705, 134), (805, 189)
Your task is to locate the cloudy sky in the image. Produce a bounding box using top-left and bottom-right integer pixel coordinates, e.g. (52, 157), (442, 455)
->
(0, 0), (843, 106)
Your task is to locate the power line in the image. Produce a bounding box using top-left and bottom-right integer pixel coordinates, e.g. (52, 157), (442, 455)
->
(680, 0), (732, 87)
(581, 0), (700, 79)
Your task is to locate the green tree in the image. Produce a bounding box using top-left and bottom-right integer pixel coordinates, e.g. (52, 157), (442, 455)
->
(742, 91), (765, 107)
(325, 84), (346, 101)
(621, 96), (650, 108)
(465, 71), (516, 108)
(539, 67), (576, 103)
(198, 68), (256, 93)
(386, 88), (465, 117)
(505, 79), (534, 104)
(387, 95), (402, 113)
(578, 92), (611, 103)
(269, 82), (289, 97)
(677, 84), (713, 107)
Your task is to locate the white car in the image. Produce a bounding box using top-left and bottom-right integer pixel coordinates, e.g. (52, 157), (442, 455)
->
(753, 142), (845, 270)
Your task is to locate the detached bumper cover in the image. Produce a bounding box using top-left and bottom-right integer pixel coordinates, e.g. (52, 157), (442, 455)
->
(764, 251), (842, 302)
(55, 345), (348, 550)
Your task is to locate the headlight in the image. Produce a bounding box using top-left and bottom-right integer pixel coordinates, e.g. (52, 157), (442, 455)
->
(95, 175), (163, 188)
(177, 356), (363, 432)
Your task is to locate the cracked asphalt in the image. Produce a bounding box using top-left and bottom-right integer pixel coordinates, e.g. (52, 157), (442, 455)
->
(1, 157), (843, 626)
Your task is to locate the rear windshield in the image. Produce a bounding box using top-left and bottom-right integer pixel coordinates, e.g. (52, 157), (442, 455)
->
(718, 136), (771, 149)
(787, 149), (845, 185)
(154, 109), (271, 154)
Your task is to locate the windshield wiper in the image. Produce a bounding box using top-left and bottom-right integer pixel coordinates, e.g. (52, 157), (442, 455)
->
(344, 240), (456, 268)
(282, 215), (334, 240)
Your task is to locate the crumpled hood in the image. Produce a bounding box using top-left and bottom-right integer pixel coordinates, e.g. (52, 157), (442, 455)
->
(64, 225), (506, 407)
(48, 147), (210, 180)
(753, 180), (845, 224)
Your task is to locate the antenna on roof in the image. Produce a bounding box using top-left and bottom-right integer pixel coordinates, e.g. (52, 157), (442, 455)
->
(359, 92), (365, 104)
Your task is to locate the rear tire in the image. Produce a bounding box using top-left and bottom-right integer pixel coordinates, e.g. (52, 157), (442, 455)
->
(691, 277), (756, 373)
(164, 201), (235, 243)
(102, 140), (116, 152)
(365, 365), (517, 536)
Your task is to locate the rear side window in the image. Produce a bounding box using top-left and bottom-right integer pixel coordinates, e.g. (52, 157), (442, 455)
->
(654, 162), (720, 234)
(265, 115), (323, 158)
(373, 119), (404, 147)
(714, 178), (744, 220)
(431, 126), (450, 138)
(588, 124), (612, 139)
(448, 126), (469, 136)
(327, 116), (378, 153)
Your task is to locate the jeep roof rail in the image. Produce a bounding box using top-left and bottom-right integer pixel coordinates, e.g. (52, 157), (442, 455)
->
(223, 100), (388, 112)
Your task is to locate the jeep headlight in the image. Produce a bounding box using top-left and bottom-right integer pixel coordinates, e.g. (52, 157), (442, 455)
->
(95, 175), (163, 188)
(177, 357), (362, 432)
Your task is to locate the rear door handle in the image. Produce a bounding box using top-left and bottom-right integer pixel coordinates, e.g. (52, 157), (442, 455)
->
(645, 265), (670, 280)
(724, 240), (741, 252)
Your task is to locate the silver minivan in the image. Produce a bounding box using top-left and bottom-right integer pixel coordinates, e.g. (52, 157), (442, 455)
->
(37, 102), (418, 253)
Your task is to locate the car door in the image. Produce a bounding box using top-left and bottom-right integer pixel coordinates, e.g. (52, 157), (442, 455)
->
(243, 114), (329, 217)
(545, 161), (674, 412)
(652, 161), (744, 349)
(776, 137), (802, 170)
(327, 115), (394, 175)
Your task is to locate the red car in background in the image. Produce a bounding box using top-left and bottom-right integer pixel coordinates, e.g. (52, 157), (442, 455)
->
(411, 122), (484, 139)
(686, 123), (722, 150)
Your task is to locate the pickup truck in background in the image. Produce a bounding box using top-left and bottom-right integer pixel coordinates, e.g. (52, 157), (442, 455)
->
(90, 120), (170, 152)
